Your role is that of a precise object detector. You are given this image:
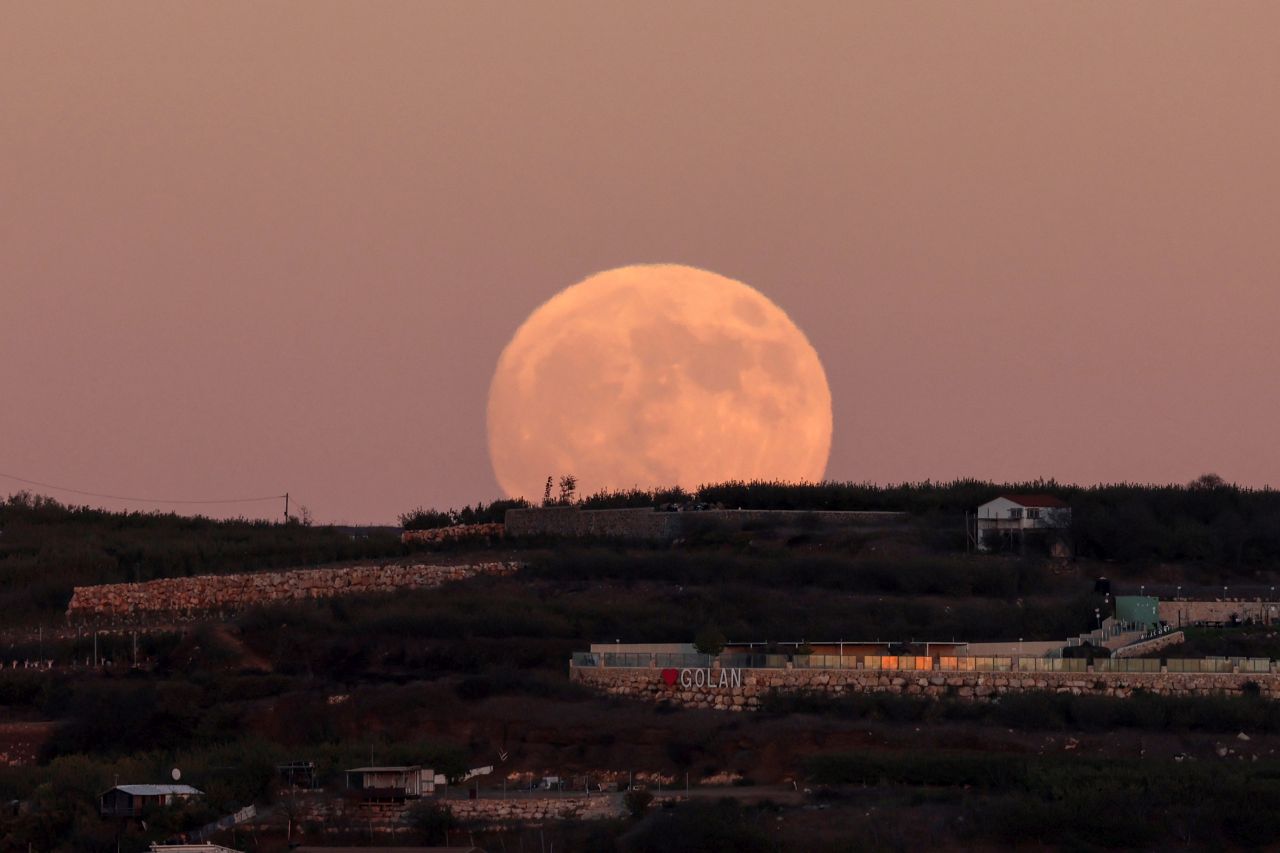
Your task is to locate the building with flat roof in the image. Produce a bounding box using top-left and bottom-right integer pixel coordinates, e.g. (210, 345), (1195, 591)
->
(344, 766), (434, 800)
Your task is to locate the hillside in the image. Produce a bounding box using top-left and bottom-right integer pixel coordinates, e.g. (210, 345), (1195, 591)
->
(5, 487), (1280, 849)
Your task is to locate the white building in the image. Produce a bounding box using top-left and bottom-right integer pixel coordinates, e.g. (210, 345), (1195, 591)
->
(975, 494), (1071, 551)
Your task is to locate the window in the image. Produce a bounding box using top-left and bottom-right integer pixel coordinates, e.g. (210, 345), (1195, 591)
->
(1009, 508), (1023, 519)
(1027, 509), (1041, 520)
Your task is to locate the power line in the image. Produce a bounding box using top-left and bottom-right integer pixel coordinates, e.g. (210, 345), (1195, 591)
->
(0, 471), (285, 505)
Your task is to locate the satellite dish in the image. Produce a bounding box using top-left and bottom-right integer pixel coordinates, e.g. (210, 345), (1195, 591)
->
(171, 768), (182, 782)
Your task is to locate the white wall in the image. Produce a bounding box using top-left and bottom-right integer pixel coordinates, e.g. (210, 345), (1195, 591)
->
(977, 498), (1070, 529)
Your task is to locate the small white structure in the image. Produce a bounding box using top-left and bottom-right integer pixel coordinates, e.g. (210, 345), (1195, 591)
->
(100, 784), (203, 817)
(344, 765), (434, 800)
(975, 495), (1071, 551)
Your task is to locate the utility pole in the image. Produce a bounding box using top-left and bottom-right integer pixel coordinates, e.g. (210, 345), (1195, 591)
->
(284, 492), (290, 523)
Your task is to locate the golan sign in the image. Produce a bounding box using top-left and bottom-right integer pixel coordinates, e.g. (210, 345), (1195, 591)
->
(661, 668), (743, 689)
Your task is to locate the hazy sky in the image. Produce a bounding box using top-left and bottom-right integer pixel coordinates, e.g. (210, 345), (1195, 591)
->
(3, 3), (1279, 523)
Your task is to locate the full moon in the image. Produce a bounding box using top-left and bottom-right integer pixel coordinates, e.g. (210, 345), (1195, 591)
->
(487, 264), (833, 500)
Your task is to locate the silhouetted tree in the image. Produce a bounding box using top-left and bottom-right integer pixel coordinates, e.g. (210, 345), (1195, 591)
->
(694, 623), (726, 656)
(558, 475), (578, 505)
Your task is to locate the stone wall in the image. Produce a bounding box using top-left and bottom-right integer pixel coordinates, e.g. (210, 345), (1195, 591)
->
(401, 523), (504, 544)
(505, 507), (906, 541)
(446, 794), (623, 827)
(1161, 599), (1280, 626)
(571, 662), (1280, 711)
(65, 561), (521, 623)
(262, 793), (622, 835)
(505, 507), (680, 540)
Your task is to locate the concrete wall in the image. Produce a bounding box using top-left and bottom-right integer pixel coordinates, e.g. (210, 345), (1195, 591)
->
(1112, 631), (1186, 659)
(505, 507), (906, 541)
(964, 641), (1064, 657)
(65, 561), (521, 624)
(505, 507), (680, 540)
(590, 643), (697, 655)
(1161, 599), (1280, 626)
(571, 661), (1280, 711)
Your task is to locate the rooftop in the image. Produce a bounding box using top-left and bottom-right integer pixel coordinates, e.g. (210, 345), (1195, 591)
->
(107, 784), (203, 797)
(997, 494), (1069, 508)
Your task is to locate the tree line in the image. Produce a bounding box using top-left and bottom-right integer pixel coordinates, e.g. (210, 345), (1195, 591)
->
(401, 475), (1280, 566)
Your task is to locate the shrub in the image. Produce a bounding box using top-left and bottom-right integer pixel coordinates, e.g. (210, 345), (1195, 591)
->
(694, 624), (726, 656)
(624, 788), (654, 818)
(619, 800), (773, 853)
(408, 800), (458, 844)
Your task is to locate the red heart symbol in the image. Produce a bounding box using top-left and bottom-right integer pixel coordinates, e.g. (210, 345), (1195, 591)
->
(661, 668), (678, 686)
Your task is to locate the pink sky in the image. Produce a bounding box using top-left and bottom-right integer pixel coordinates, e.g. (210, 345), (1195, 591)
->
(3, 3), (1279, 523)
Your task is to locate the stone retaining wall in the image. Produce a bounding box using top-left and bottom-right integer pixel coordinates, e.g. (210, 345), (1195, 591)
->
(1161, 599), (1280, 626)
(263, 793), (622, 835)
(65, 561), (521, 623)
(401, 523), (504, 544)
(447, 794), (623, 827)
(571, 663), (1280, 711)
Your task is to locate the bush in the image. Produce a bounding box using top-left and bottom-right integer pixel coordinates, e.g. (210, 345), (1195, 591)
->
(408, 800), (458, 844)
(624, 788), (654, 818)
(619, 800), (773, 853)
(399, 498), (530, 530)
(694, 624), (726, 656)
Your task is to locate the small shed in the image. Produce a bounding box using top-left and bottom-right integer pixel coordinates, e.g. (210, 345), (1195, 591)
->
(100, 784), (203, 817)
(345, 766), (434, 800)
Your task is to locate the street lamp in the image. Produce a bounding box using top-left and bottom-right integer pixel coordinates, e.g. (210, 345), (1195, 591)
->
(1176, 585), (1181, 598)
(1095, 608), (1101, 629)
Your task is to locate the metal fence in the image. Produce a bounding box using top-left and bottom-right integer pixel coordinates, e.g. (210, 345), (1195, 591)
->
(574, 652), (1276, 674)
